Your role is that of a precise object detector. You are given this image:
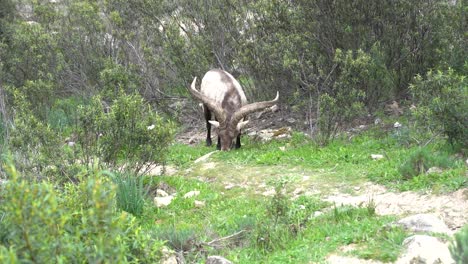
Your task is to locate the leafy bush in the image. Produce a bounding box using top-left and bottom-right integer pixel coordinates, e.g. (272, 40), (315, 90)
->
(316, 49), (387, 145)
(410, 69), (467, 147)
(8, 109), (66, 181)
(0, 163), (164, 262)
(76, 91), (176, 174)
(399, 147), (457, 180)
(450, 226), (468, 264)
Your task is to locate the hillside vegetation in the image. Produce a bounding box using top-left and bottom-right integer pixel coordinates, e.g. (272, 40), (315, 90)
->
(0, 0), (466, 263)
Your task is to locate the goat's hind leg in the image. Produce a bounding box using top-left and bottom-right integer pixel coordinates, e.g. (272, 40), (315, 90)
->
(204, 105), (212, 146)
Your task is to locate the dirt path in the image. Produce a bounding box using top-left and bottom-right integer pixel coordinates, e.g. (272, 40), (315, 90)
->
(188, 155), (468, 232)
(324, 182), (468, 231)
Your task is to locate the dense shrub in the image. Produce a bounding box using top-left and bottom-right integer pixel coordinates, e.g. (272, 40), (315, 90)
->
(76, 91), (176, 175)
(0, 163), (164, 262)
(410, 69), (467, 147)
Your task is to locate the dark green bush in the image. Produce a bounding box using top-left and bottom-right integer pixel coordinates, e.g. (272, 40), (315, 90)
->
(0, 163), (164, 262)
(316, 49), (387, 145)
(410, 69), (467, 147)
(76, 91), (176, 175)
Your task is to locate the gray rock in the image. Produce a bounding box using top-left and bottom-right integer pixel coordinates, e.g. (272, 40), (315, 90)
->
(396, 235), (454, 264)
(161, 246), (178, 264)
(427, 167), (443, 174)
(153, 195), (174, 208)
(156, 189), (169, 197)
(183, 190), (200, 199)
(206, 256), (233, 264)
(397, 214), (452, 235)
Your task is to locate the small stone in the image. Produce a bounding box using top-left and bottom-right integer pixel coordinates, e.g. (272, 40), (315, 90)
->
(206, 255), (233, 264)
(194, 200), (205, 208)
(286, 118), (296, 123)
(427, 167), (443, 174)
(224, 184), (235, 190)
(183, 190), (200, 199)
(371, 154), (384, 160)
(156, 189), (169, 197)
(374, 118), (382, 125)
(313, 211), (323, 217)
(153, 196), (174, 208)
(188, 136), (197, 144)
(161, 246), (178, 264)
(262, 189), (276, 196)
(293, 187), (304, 195)
(394, 122), (402, 128)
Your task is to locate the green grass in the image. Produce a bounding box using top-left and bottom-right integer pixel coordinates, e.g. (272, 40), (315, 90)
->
(141, 175), (406, 263)
(153, 125), (467, 262)
(167, 129), (466, 193)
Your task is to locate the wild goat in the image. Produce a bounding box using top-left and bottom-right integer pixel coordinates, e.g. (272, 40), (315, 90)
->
(188, 69), (279, 151)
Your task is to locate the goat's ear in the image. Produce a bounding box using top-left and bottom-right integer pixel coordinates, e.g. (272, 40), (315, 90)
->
(208, 120), (220, 128)
(237, 120), (249, 130)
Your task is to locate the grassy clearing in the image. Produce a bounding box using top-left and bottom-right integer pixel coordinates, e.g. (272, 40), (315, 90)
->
(154, 124), (466, 262)
(144, 175), (406, 263)
(169, 127), (466, 193)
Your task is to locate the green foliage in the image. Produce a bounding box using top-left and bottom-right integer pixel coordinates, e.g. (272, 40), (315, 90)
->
(316, 49), (390, 145)
(76, 92), (176, 174)
(255, 176), (328, 252)
(114, 173), (147, 217)
(450, 226), (468, 264)
(8, 107), (66, 181)
(100, 61), (141, 99)
(0, 163), (164, 262)
(154, 226), (199, 252)
(399, 147), (457, 180)
(167, 143), (213, 168)
(410, 69), (468, 147)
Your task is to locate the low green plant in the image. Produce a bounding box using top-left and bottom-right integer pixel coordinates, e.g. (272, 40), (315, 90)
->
(254, 176), (329, 252)
(114, 173), (147, 217)
(450, 226), (468, 264)
(154, 226), (199, 252)
(399, 147), (456, 180)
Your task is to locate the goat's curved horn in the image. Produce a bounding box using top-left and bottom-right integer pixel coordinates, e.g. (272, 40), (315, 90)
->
(233, 91), (279, 123)
(188, 77), (226, 122)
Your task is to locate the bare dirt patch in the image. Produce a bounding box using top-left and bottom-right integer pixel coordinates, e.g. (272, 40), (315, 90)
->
(324, 182), (468, 231)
